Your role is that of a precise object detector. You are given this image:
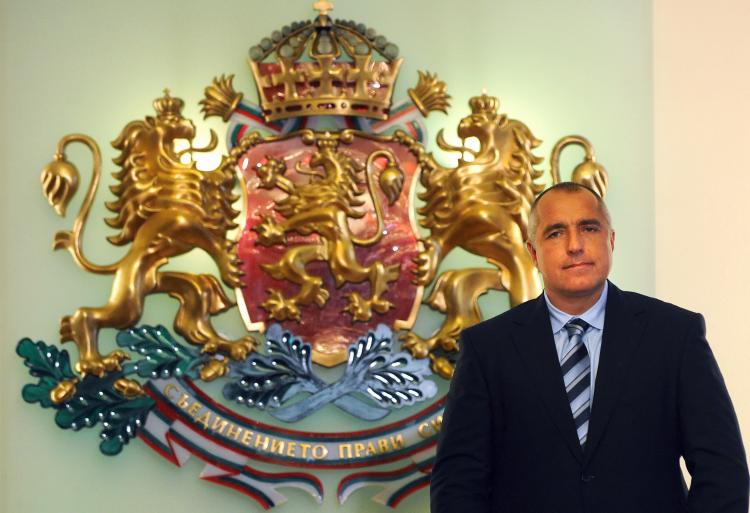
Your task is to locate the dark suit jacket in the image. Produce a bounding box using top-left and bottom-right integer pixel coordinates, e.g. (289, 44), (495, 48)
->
(430, 282), (749, 513)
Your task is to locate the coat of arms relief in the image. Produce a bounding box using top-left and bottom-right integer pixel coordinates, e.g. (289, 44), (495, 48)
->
(19, 2), (608, 508)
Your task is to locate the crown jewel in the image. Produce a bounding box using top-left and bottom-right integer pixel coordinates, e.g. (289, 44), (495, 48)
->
(248, 4), (403, 121)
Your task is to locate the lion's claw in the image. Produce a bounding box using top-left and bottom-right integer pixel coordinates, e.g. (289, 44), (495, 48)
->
(75, 350), (130, 378)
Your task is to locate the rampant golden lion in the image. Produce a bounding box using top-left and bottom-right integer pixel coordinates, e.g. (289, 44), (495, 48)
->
(252, 130), (405, 323)
(403, 93), (608, 378)
(40, 91), (255, 384)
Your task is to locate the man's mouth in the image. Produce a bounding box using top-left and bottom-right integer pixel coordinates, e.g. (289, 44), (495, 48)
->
(563, 262), (593, 270)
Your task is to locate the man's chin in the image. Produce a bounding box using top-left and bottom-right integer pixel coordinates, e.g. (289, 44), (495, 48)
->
(559, 279), (607, 299)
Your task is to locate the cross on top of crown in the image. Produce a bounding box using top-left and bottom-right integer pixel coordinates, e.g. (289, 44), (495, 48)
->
(313, 0), (334, 16)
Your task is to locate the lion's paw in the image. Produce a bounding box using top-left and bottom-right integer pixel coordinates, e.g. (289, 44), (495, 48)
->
(253, 216), (286, 247)
(75, 350), (129, 378)
(228, 337), (257, 361)
(344, 292), (373, 322)
(411, 239), (439, 286)
(400, 332), (434, 359)
(436, 335), (460, 353)
(371, 296), (394, 315)
(222, 264), (245, 289)
(313, 287), (330, 308)
(102, 350), (130, 372)
(261, 289), (301, 321)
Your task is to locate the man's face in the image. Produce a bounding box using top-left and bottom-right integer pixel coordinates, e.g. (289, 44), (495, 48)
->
(526, 190), (615, 306)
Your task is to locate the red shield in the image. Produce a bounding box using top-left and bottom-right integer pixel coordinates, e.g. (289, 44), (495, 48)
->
(235, 130), (423, 366)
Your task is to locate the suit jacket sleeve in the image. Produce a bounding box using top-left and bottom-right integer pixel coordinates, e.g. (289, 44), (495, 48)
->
(430, 328), (497, 513)
(679, 313), (750, 512)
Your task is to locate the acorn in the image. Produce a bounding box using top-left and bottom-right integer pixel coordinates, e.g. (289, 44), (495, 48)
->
(200, 357), (229, 382)
(430, 355), (455, 380)
(50, 378), (79, 405)
(113, 377), (145, 399)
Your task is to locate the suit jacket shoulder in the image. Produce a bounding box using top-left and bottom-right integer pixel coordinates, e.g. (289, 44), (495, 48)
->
(615, 287), (706, 349)
(618, 287), (701, 321)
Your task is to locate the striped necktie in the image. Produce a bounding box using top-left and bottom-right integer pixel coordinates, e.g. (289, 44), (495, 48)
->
(561, 318), (591, 447)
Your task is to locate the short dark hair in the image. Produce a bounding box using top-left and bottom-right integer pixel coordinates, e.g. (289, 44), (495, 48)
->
(527, 182), (612, 242)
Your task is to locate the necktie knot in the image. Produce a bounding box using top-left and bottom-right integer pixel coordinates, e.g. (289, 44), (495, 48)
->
(564, 318), (590, 338)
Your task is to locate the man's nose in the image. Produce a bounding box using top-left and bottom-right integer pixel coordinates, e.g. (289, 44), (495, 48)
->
(566, 231), (583, 253)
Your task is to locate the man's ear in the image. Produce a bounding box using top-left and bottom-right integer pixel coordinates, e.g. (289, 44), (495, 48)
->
(610, 229), (616, 251)
(526, 240), (538, 266)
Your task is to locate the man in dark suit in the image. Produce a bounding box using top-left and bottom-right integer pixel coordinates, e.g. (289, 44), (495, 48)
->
(430, 182), (749, 512)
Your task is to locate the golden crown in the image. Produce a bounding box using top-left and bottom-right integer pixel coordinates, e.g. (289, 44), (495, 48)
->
(468, 93), (499, 115)
(153, 89), (185, 118)
(247, 4), (403, 122)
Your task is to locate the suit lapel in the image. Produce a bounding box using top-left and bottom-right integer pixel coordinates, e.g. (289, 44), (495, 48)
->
(583, 282), (647, 464)
(511, 295), (584, 463)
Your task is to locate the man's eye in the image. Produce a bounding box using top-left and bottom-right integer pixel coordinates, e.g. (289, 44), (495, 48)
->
(547, 231), (562, 239)
(583, 226), (600, 233)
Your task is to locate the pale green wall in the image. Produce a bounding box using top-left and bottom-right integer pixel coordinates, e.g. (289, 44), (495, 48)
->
(0, 0), (653, 512)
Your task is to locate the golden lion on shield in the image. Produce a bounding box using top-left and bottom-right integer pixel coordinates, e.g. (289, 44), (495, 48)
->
(40, 91), (255, 379)
(252, 131), (405, 323)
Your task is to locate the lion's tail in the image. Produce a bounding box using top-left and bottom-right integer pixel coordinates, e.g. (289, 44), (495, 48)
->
(41, 134), (118, 274)
(352, 149), (405, 247)
(549, 135), (594, 186)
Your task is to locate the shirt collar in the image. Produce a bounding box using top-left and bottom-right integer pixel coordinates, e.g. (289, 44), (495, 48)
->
(544, 281), (608, 334)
